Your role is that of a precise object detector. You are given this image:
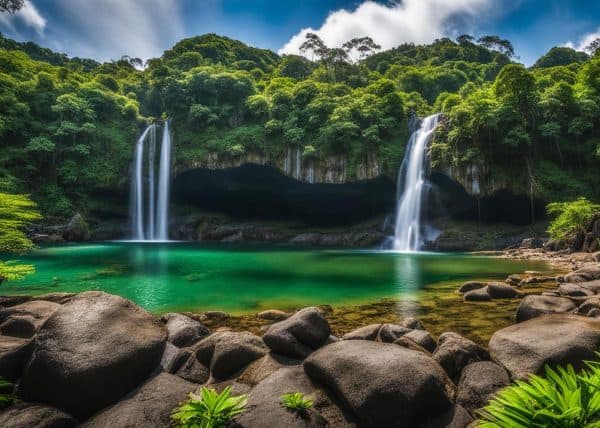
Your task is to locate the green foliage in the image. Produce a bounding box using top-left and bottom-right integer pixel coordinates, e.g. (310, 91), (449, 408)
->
(0, 377), (17, 410)
(171, 386), (247, 428)
(0, 192), (41, 254)
(0, 261), (35, 284)
(280, 392), (313, 412)
(478, 357), (600, 427)
(546, 197), (600, 241)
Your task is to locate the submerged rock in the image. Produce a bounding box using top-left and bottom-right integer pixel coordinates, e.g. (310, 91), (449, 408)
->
(516, 295), (576, 322)
(20, 291), (166, 420)
(303, 340), (453, 427)
(489, 314), (600, 380)
(263, 307), (330, 359)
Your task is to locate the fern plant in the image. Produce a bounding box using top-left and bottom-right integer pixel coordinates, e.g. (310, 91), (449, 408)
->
(280, 392), (313, 412)
(171, 386), (247, 428)
(478, 357), (600, 427)
(0, 377), (17, 410)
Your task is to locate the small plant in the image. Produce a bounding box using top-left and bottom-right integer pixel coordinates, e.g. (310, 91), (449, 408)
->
(280, 392), (313, 412)
(478, 357), (600, 427)
(171, 386), (247, 428)
(0, 377), (17, 410)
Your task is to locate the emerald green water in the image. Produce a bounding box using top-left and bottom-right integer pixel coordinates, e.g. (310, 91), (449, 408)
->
(1, 243), (553, 316)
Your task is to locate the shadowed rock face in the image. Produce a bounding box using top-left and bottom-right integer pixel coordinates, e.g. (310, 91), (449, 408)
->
(19, 291), (167, 420)
(0, 403), (78, 428)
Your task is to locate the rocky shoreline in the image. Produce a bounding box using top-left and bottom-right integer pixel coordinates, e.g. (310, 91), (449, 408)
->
(1, 255), (600, 427)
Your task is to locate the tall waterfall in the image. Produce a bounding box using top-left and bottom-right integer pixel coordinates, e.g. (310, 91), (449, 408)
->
(393, 114), (440, 251)
(130, 122), (172, 241)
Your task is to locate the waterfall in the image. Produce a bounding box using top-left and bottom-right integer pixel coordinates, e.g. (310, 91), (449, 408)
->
(393, 114), (440, 252)
(130, 122), (172, 241)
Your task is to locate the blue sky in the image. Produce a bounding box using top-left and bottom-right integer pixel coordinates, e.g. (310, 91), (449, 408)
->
(1, 0), (599, 65)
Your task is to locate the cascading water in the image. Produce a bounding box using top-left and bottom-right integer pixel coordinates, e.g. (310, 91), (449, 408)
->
(130, 122), (172, 241)
(392, 114), (440, 252)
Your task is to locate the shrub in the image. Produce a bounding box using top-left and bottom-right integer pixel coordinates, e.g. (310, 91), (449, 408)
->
(547, 197), (600, 241)
(478, 357), (600, 427)
(171, 386), (247, 428)
(280, 392), (313, 412)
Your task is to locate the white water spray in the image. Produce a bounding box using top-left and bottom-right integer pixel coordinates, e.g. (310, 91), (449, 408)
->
(393, 114), (440, 251)
(130, 122), (172, 241)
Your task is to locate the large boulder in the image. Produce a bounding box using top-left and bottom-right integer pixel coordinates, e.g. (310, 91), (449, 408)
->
(0, 335), (33, 380)
(20, 291), (166, 420)
(62, 213), (90, 242)
(516, 295), (576, 322)
(433, 332), (489, 379)
(82, 373), (198, 428)
(193, 331), (268, 380)
(489, 314), (600, 380)
(263, 307), (330, 359)
(0, 300), (61, 338)
(161, 313), (209, 348)
(0, 403), (78, 428)
(303, 340), (453, 427)
(456, 361), (510, 413)
(236, 366), (355, 428)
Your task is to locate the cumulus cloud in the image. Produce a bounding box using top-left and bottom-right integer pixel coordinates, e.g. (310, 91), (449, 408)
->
(0, 0), (46, 34)
(564, 27), (600, 52)
(279, 0), (493, 56)
(51, 0), (185, 61)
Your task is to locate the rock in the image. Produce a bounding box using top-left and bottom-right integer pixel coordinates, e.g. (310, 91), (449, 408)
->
(237, 353), (301, 387)
(0, 300), (61, 338)
(544, 239), (567, 252)
(257, 309), (290, 321)
(175, 352), (210, 384)
(34, 293), (76, 304)
(0, 403), (77, 428)
(519, 276), (556, 286)
(516, 295), (576, 322)
(456, 361), (510, 413)
(421, 405), (474, 428)
(403, 329), (436, 352)
(588, 308), (600, 318)
(20, 291), (166, 420)
(558, 283), (594, 297)
(400, 316), (423, 330)
(62, 213), (90, 242)
(458, 281), (486, 293)
(487, 282), (520, 299)
(463, 287), (491, 302)
(236, 366), (355, 428)
(579, 297), (600, 314)
(506, 275), (521, 286)
(341, 324), (381, 341)
(561, 265), (600, 283)
(376, 323), (411, 343)
(303, 340), (453, 427)
(0, 295), (32, 307)
(489, 314), (600, 380)
(193, 331), (268, 380)
(393, 336), (432, 354)
(579, 280), (600, 294)
(198, 310), (230, 323)
(520, 237), (546, 249)
(263, 307), (330, 359)
(82, 373), (198, 428)
(0, 335), (33, 380)
(162, 313), (209, 348)
(433, 332), (489, 379)
(160, 342), (183, 372)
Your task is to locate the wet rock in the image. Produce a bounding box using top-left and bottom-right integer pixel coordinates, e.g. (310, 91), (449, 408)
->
(376, 323), (411, 343)
(456, 361), (510, 413)
(0, 335), (33, 380)
(162, 313), (210, 348)
(257, 309), (290, 321)
(236, 366), (355, 428)
(341, 324), (381, 341)
(516, 295), (576, 322)
(20, 291), (166, 420)
(82, 373), (198, 428)
(403, 329), (436, 353)
(193, 331), (268, 380)
(463, 287), (491, 301)
(0, 300), (61, 338)
(489, 314), (600, 380)
(303, 340), (453, 427)
(0, 403), (77, 428)
(561, 265), (600, 283)
(433, 332), (489, 379)
(458, 281), (486, 293)
(263, 307), (330, 359)
(487, 282), (520, 299)
(62, 213), (90, 242)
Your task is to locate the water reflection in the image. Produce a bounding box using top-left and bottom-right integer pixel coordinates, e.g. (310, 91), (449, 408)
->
(393, 254), (422, 318)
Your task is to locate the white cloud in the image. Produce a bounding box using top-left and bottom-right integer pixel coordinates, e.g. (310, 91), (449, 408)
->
(0, 0), (46, 34)
(50, 0), (185, 61)
(564, 27), (600, 52)
(279, 0), (493, 57)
